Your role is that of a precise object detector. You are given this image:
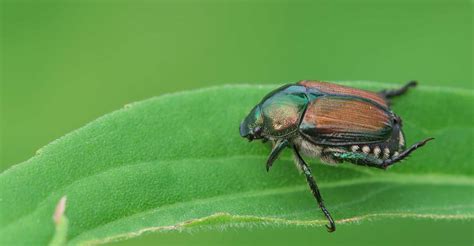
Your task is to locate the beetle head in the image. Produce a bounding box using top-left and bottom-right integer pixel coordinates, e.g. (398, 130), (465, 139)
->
(240, 105), (264, 141)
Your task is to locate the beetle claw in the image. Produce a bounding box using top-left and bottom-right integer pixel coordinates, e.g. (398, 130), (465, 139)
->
(325, 223), (336, 233)
(266, 162), (272, 172)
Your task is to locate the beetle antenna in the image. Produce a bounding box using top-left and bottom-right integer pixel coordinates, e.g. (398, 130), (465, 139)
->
(292, 145), (336, 232)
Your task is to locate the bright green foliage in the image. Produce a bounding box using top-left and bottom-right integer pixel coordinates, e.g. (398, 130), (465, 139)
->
(0, 82), (472, 245)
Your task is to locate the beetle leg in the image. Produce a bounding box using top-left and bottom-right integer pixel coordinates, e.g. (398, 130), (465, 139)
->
(379, 80), (417, 99)
(332, 152), (384, 168)
(381, 138), (434, 168)
(332, 138), (434, 169)
(293, 145), (336, 232)
(266, 139), (289, 172)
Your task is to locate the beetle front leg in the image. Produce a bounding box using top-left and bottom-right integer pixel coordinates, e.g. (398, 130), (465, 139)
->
(293, 146), (336, 232)
(266, 139), (289, 172)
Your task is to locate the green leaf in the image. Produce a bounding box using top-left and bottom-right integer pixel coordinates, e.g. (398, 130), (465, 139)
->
(0, 82), (472, 245)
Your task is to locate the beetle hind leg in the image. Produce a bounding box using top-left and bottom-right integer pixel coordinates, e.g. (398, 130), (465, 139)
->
(331, 138), (434, 169)
(381, 137), (434, 168)
(379, 80), (417, 99)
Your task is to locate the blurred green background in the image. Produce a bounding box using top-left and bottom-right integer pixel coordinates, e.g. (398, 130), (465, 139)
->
(1, 0), (472, 245)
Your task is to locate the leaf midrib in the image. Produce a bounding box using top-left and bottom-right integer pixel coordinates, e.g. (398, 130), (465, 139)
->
(75, 175), (474, 246)
(4, 150), (474, 231)
(4, 155), (473, 240)
(76, 173), (474, 237)
(81, 211), (474, 246)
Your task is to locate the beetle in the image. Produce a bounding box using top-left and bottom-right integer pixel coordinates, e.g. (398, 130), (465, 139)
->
(239, 80), (434, 232)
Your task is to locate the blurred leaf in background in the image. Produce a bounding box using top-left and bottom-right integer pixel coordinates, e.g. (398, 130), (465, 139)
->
(0, 0), (472, 245)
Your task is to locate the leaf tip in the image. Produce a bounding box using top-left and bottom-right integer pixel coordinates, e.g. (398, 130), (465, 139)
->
(53, 196), (67, 225)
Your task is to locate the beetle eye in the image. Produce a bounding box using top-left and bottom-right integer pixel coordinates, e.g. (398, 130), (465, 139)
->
(254, 126), (262, 136)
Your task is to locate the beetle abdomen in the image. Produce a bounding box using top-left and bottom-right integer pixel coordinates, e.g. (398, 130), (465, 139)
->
(300, 96), (393, 145)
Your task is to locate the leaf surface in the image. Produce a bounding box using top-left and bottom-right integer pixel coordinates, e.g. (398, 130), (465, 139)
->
(0, 82), (472, 245)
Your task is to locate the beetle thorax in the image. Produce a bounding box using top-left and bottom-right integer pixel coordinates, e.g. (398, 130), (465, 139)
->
(260, 87), (308, 138)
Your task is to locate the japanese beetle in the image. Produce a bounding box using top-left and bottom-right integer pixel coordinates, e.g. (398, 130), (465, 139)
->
(240, 80), (434, 232)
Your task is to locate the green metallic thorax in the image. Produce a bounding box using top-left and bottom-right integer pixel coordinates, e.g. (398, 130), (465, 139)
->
(259, 85), (309, 137)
